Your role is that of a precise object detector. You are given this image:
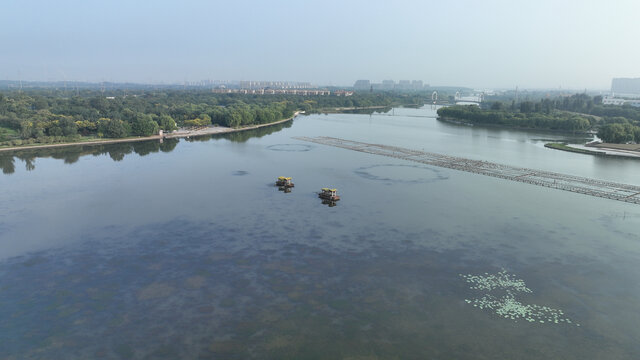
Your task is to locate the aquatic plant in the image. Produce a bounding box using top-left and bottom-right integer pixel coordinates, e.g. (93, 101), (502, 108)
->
(461, 270), (531, 293)
(461, 270), (579, 326)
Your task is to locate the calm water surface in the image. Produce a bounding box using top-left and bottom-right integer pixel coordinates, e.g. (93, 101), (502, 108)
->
(1, 107), (640, 359)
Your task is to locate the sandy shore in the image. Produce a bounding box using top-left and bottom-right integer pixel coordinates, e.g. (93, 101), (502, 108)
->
(0, 112), (301, 153)
(587, 146), (640, 158)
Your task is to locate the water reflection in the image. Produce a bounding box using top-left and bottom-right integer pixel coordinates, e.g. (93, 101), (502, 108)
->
(338, 107), (393, 115)
(0, 139), (178, 173)
(184, 121), (291, 144)
(0, 153), (15, 174)
(0, 121), (291, 174)
(321, 199), (337, 207)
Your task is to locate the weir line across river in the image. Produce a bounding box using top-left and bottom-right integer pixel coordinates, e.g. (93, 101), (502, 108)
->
(294, 136), (640, 205)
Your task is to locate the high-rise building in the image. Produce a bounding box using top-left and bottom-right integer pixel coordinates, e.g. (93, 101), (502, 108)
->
(611, 78), (640, 95)
(397, 80), (411, 90)
(353, 80), (371, 90)
(382, 80), (395, 90)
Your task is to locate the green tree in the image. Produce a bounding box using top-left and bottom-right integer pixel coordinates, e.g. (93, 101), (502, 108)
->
(520, 101), (534, 113)
(98, 118), (130, 138)
(490, 102), (504, 110)
(131, 114), (159, 136)
(228, 111), (242, 128)
(19, 121), (34, 138)
(59, 117), (78, 136)
(593, 95), (603, 105)
(157, 114), (177, 131)
(199, 113), (212, 126)
(597, 123), (637, 143)
(33, 96), (49, 110)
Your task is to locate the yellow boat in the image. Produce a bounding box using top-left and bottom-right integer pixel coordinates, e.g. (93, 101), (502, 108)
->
(275, 176), (294, 188)
(319, 188), (340, 201)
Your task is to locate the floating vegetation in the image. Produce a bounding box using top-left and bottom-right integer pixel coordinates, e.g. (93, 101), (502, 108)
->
(461, 270), (579, 326)
(461, 270), (531, 293)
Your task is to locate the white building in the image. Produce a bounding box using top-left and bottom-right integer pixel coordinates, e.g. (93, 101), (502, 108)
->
(602, 97), (626, 106)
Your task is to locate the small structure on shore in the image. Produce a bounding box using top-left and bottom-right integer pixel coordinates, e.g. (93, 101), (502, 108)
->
(276, 176), (294, 188)
(319, 188), (340, 201)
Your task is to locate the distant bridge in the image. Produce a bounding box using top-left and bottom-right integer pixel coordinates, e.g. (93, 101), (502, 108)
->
(294, 136), (640, 205)
(374, 114), (437, 119)
(455, 91), (483, 105)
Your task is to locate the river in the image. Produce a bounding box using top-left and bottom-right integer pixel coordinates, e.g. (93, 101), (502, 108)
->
(1, 106), (639, 359)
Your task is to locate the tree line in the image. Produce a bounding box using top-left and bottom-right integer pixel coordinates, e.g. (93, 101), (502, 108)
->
(437, 104), (593, 132)
(597, 123), (640, 143)
(438, 93), (640, 143)
(0, 90), (430, 146)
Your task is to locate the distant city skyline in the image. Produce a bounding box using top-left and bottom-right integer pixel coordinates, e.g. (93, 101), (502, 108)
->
(0, 77), (629, 93)
(1, 0), (639, 90)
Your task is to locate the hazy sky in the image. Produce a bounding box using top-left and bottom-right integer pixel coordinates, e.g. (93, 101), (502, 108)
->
(1, 0), (638, 89)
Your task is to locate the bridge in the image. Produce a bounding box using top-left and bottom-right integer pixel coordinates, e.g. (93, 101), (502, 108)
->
(294, 136), (640, 205)
(455, 91), (483, 105)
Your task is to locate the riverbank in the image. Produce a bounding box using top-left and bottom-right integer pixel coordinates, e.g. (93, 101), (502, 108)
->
(0, 112), (301, 153)
(588, 142), (640, 153)
(544, 143), (606, 156)
(545, 142), (640, 159)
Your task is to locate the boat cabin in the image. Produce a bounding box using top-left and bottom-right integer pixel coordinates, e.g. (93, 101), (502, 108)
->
(319, 188), (340, 201)
(276, 176), (294, 187)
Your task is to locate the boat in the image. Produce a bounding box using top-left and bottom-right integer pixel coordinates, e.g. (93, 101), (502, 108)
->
(319, 188), (340, 201)
(275, 176), (294, 188)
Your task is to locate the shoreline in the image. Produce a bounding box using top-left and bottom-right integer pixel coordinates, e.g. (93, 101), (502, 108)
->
(588, 142), (640, 153)
(545, 142), (640, 159)
(0, 112), (301, 153)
